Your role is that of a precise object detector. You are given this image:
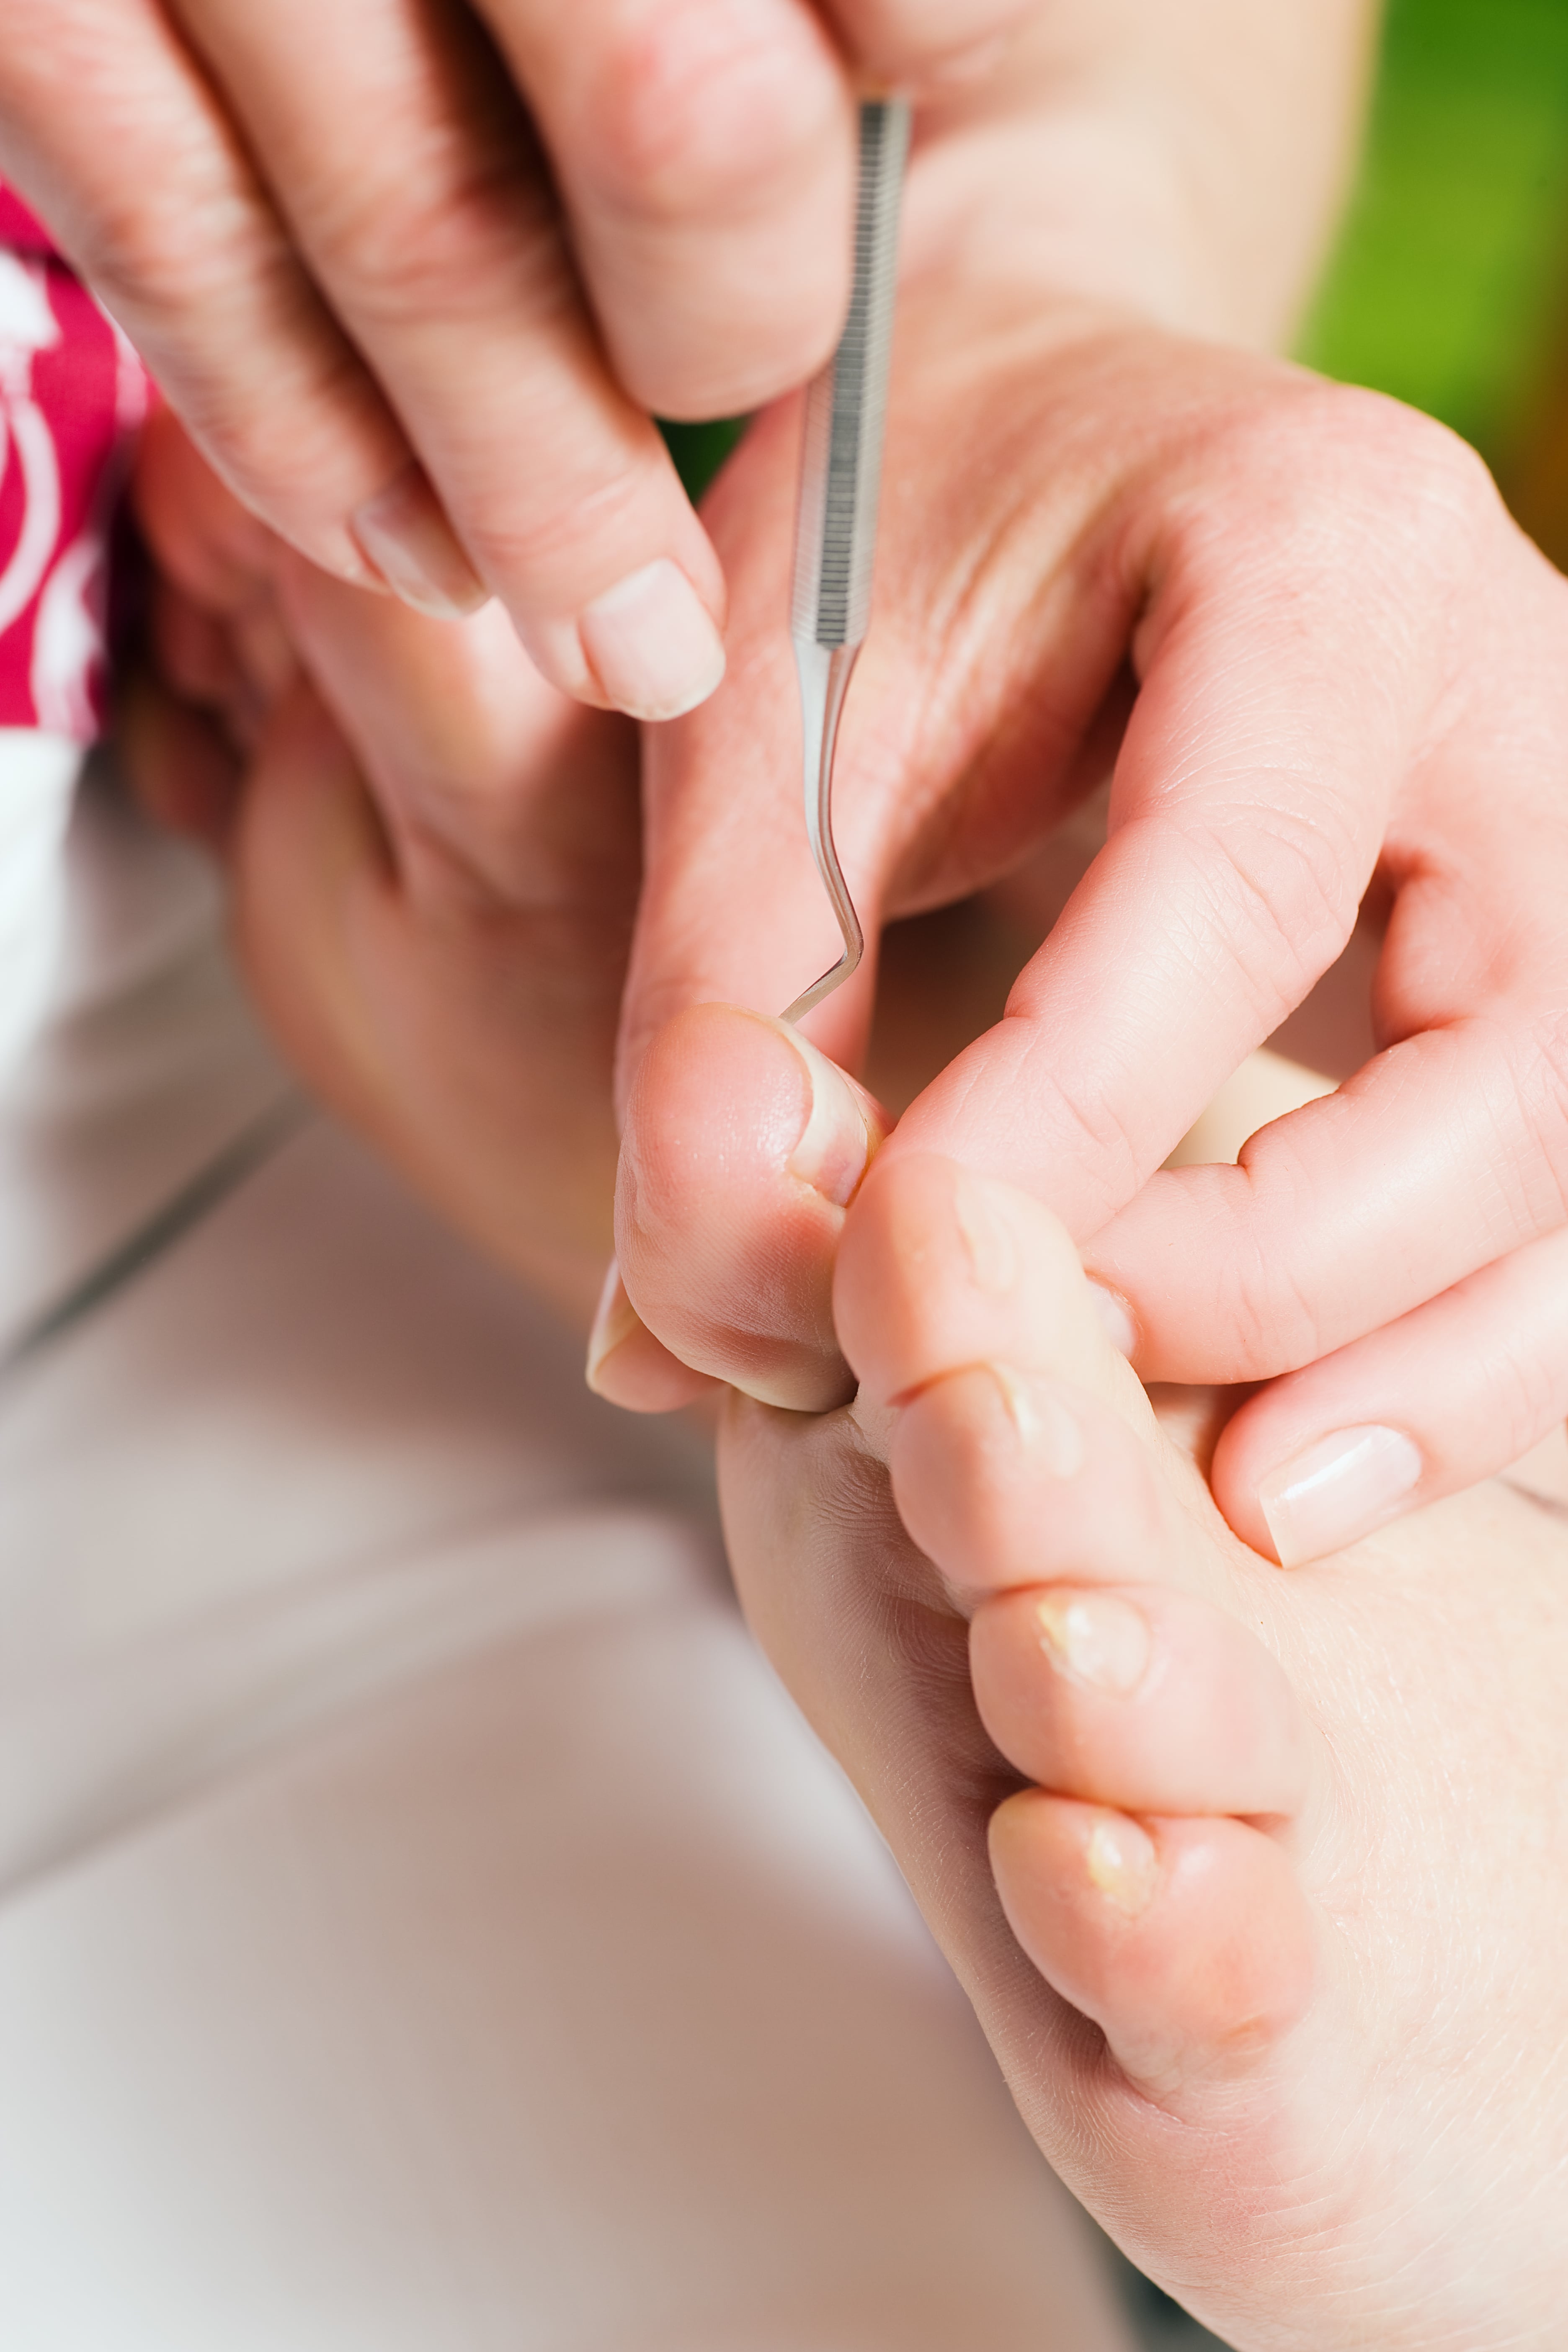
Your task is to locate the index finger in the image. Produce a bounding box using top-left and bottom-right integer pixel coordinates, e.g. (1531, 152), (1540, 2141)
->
(889, 409), (1443, 1235)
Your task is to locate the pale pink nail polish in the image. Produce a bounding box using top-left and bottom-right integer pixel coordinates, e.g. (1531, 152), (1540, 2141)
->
(1259, 1424), (1423, 1566)
(579, 558), (726, 721)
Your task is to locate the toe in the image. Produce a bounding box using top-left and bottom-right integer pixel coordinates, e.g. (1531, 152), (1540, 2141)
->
(971, 1579), (1310, 1818)
(990, 1795), (1316, 2113)
(836, 1155), (1153, 1431)
(616, 1003), (888, 1408)
(888, 1365), (1181, 1601)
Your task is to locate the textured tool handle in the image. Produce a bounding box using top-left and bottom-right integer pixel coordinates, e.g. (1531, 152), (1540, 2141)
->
(790, 96), (910, 650)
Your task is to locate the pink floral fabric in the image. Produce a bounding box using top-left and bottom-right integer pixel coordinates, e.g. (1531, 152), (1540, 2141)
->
(0, 186), (148, 739)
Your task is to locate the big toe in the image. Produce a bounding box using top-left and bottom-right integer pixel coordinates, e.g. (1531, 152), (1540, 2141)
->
(611, 1003), (888, 1409)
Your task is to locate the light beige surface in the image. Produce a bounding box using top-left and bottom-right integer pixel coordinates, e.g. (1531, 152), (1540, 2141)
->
(0, 767), (1134, 2349)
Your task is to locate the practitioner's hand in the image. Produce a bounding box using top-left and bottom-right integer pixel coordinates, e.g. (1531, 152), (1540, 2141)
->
(0, 0), (1065, 720)
(121, 405), (636, 1328)
(615, 285), (1568, 1560)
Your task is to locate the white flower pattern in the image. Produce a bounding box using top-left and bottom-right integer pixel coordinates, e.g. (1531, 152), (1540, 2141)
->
(0, 197), (147, 742)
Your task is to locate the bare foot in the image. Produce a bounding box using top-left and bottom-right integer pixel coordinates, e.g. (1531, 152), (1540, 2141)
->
(619, 1015), (1568, 2348)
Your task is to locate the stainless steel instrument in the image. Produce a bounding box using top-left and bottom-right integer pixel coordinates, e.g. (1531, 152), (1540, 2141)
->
(781, 95), (910, 1025)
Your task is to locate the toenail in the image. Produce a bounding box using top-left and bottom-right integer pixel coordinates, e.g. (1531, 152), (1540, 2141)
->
(987, 1367), (1085, 1477)
(585, 1259), (640, 1391)
(1035, 1591), (1150, 1694)
(776, 1024), (874, 1207)
(953, 1172), (1018, 1293)
(1085, 1812), (1158, 1915)
(1088, 1282), (1137, 1358)
(1258, 1424), (1423, 1567)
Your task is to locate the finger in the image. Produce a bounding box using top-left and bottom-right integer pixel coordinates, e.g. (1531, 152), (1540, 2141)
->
(972, 1578), (1308, 1819)
(170, 0), (726, 717)
(489, 0), (855, 419)
(615, 1003), (887, 1410)
(617, 370), (1133, 1099)
(1210, 1223), (1568, 1565)
(1087, 1000), (1568, 1388)
(819, 0), (1041, 82)
(1, 0), (415, 585)
(888, 415), (1434, 1233)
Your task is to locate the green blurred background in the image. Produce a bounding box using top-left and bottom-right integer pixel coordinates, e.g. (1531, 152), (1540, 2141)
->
(663, 0), (1568, 514)
(1302, 0), (1568, 477)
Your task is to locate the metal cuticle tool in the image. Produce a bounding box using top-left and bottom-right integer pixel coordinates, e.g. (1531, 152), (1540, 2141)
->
(781, 94), (910, 1026)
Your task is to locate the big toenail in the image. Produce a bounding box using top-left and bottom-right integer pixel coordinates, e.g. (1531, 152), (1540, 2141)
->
(1088, 1282), (1137, 1358)
(776, 1024), (874, 1207)
(954, 1175), (1017, 1293)
(1258, 1424), (1423, 1567)
(1085, 1813), (1158, 1915)
(1035, 1591), (1150, 1694)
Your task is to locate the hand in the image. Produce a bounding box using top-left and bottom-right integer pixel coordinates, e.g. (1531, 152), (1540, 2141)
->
(614, 282), (1568, 1560)
(4, 0), (1065, 720)
(123, 404), (638, 1328)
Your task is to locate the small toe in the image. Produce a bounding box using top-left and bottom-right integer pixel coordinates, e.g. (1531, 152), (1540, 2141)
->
(888, 1365), (1184, 1602)
(837, 1155), (1154, 1431)
(990, 1795), (1316, 2115)
(971, 1580), (1310, 1819)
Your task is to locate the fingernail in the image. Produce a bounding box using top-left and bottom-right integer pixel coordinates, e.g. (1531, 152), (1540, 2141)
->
(585, 1259), (640, 1392)
(1088, 1282), (1137, 1358)
(1085, 1812), (1158, 1916)
(1258, 1424), (1423, 1566)
(952, 1171), (1017, 1294)
(578, 558), (726, 722)
(984, 1367), (1084, 1477)
(780, 1024), (874, 1207)
(1035, 1591), (1150, 1694)
(350, 464), (490, 621)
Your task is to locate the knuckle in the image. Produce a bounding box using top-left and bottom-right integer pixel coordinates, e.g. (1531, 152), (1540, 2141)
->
(1162, 807), (1359, 1029)
(1210, 1184), (1327, 1378)
(73, 174), (262, 320)
(1222, 382), (1503, 570)
(573, 12), (837, 224)
(310, 152), (570, 329)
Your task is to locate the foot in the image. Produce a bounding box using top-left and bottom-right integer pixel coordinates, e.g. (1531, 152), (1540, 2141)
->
(618, 1018), (1568, 2348)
